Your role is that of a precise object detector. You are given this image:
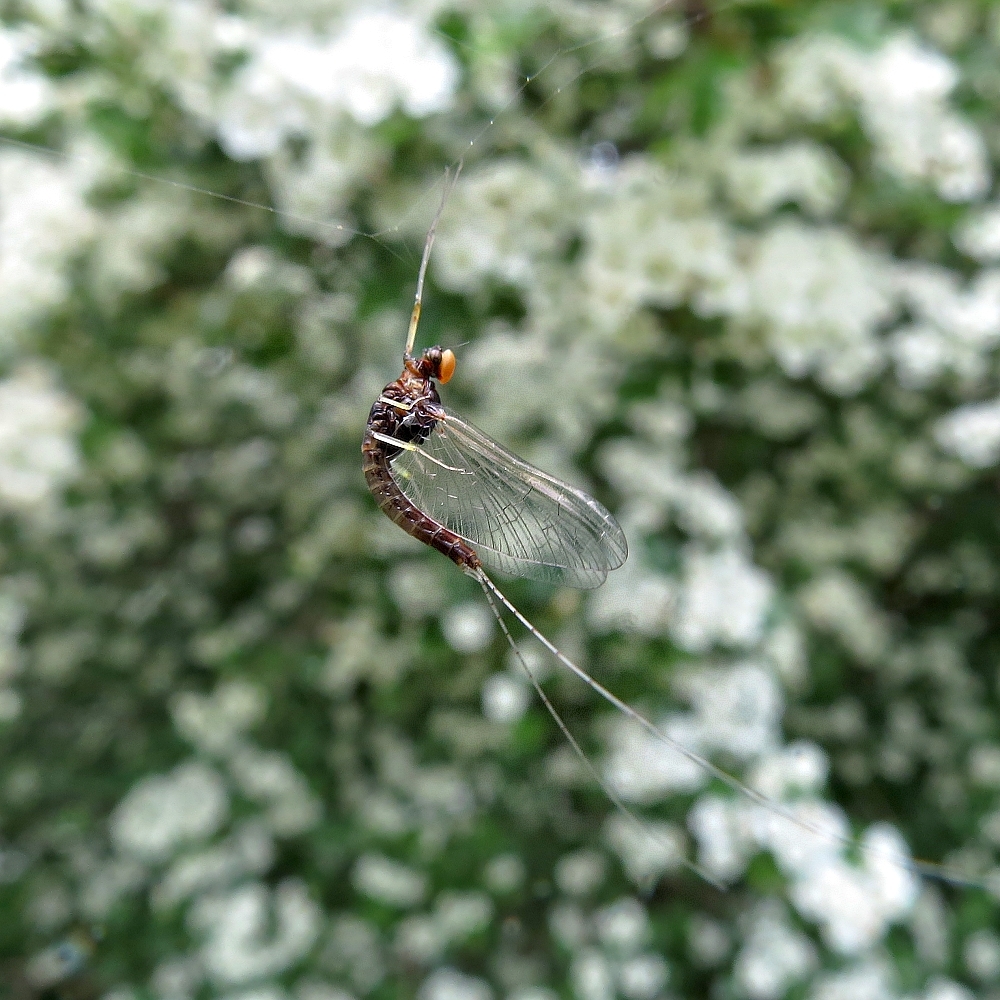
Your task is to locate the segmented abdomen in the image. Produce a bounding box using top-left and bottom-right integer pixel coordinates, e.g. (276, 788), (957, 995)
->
(362, 428), (481, 573)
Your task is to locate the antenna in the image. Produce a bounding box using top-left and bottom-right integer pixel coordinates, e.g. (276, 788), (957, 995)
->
(405, 162), (462, 357)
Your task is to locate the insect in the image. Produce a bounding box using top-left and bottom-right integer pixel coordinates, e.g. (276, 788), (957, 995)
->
(362, 170), (628, 593)
(363, 169), (967, 889)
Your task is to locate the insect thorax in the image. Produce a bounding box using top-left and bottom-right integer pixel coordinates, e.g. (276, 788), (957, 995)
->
(372, 376), (442, 458)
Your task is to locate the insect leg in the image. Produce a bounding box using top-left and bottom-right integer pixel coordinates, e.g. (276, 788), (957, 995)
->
(369, 431), (470, 473)
(378, 396), (415, 411)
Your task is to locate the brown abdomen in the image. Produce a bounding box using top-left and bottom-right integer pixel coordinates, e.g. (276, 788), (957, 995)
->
(362, 430), (481, 573)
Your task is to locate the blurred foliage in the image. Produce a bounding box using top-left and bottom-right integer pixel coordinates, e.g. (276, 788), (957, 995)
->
(1, 1), (1000, 1000)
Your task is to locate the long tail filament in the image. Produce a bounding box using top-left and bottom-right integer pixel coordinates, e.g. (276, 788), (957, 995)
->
(468, 565), (979, 890)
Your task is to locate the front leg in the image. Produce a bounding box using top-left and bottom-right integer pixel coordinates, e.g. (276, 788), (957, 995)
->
(369, 431), (469, 473)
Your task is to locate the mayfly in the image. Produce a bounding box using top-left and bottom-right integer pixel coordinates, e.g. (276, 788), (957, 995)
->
(362, 170), (965, 888)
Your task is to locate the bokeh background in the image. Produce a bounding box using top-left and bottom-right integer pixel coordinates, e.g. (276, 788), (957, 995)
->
(3, 0), (1000, 998)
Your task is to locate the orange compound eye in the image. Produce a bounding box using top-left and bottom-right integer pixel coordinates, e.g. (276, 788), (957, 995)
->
(438, 348), (456, 384)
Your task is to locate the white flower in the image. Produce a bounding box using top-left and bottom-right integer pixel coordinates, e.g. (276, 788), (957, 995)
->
(689, 791), (842, 884)
(671, 547), (774, 652)
(111, 0), (227, 122)
(227, 745), (320, 835)
(0, 688), (20, 721)
(189, 880), (320, 985)
(216, 12), (457, 160)
(775, 34), (857, 121)
(955, 204), (1000, 262)
(151, 954), (202, 1000)
(968, 744), (1000, 787)
(736, 380), (822, 440)
(442, 601), (494, 653)
(0, 28), (51, 125)
(171, 680), (267, 756)
(395, 915), (444, 964)
(673, 473), (744, 541)
(111, 761), (228, 861)
(618, 953), (669, 1000)
(215, 51), (309, 161)
(687, 795), (756, 883)
(790, 825), (917, 954)
(587, 555), (677, 638)
(435, 161), (565, 293)
(725, 142), (849, 218)
(481, 673), (529, 724)
(677, 662), (783, 759)
(326, 916), (385, 994)
(687, 915), (730, 967)
(857, 35), (989, 202)
(418, 968), (492, 1000)
(594, 897), (649, 955)
(753, 799), (850, 878)
(922, 979), (977, 1000)
(862, 825), (920, 919)
(90, 190), (197, 302)
(265, 119), (383, 245)
(353, 853), (427, 908)
(555, 850), (606, 897)
(897, 263), (1000, 358)
(0, 151), (97, 340)
(741, 221), (895, 394)
(762, 623), (808, 690)
(583, 161), (739, 328)
(604, 715), (706, 802)
(433, 891), (493, 943)
(315, 11), (457, 125)
(793, 861), (889, 953)
(777, 32), (990, 202)
(734, 902), (817, 1000)
(483, 853), (525, 893)
(890, 324), (956, 388)
(690, 789), (916, 951)
(571, 949), (614, 1000)
(964, 928), (1000, 982)
(152, 822), (275, 910)
(645, 9), (689, 56)
(864, 32), (956, 103)
(606, 661), (783, 804)
(810, 958), (896, 1000)
(603, 815), (686, 884)
(935, 397), (1000, 468)
(798, 572), (891, 665)
(388, 562), (448, 619)
(749, 742), (829, 801)
(549, 901), (587, 950)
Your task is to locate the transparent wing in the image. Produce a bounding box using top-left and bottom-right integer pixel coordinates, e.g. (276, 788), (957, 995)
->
(389, 406), (628, 588)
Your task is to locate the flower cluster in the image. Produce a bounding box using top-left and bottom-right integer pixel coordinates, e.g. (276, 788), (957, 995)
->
(3, 3), (1000, 1000)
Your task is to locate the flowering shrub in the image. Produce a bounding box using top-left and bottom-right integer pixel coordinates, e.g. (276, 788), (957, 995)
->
(2, 2), (1000, 999)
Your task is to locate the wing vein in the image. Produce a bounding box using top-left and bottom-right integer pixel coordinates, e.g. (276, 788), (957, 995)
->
(387, 408), (627, 588)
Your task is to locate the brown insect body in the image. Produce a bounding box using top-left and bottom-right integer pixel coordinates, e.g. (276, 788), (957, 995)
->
(356, 170), (976, 892)
(362, 347), (481, 574)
